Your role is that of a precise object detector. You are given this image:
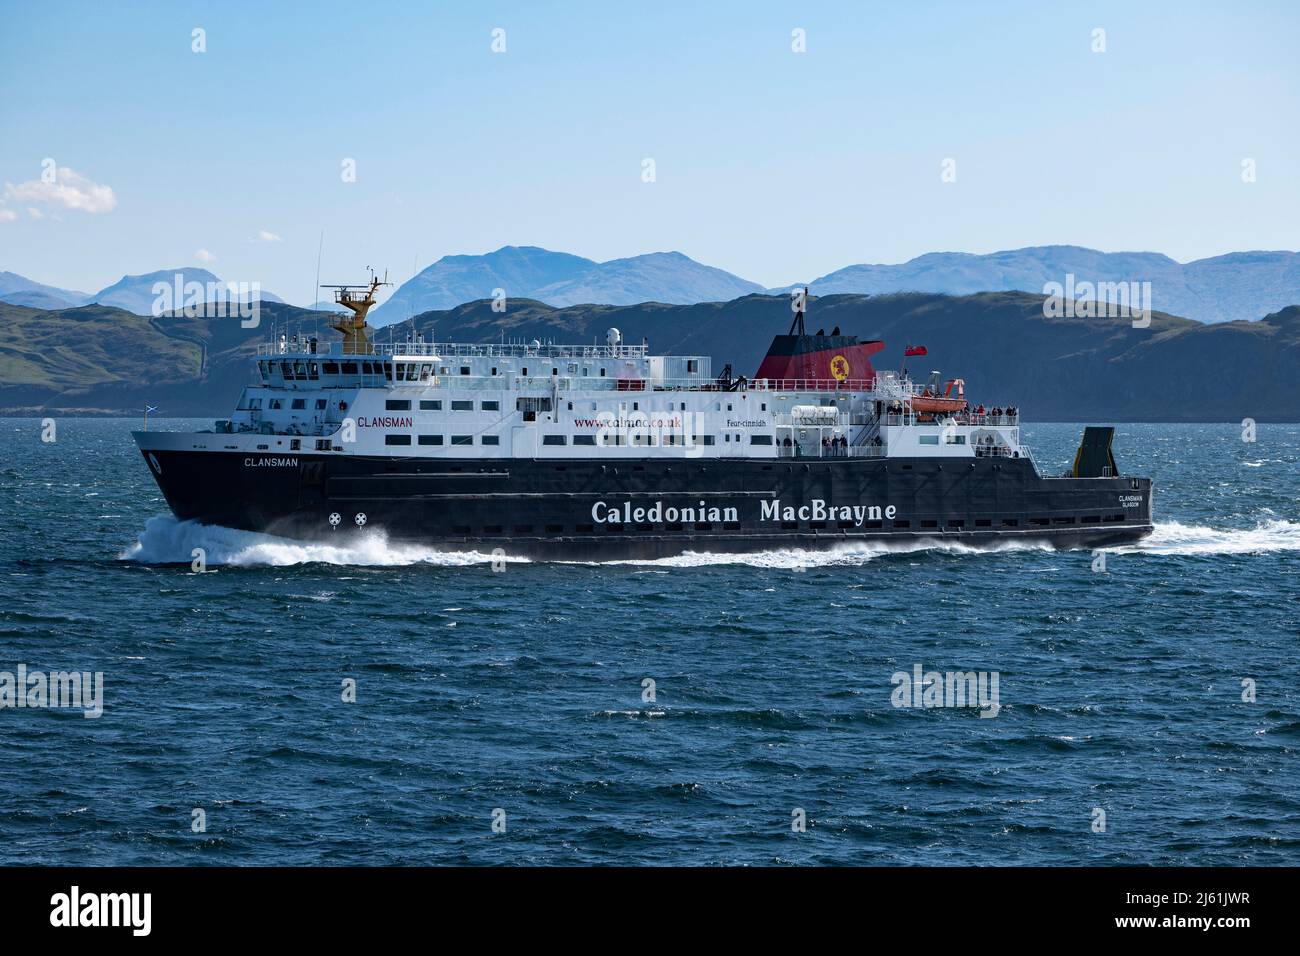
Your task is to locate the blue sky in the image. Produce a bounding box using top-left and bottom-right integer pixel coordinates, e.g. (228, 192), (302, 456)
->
(1, 0), (1296, 303)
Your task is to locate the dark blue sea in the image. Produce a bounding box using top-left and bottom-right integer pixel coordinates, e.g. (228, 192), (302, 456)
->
(1, 419), (1297, 865)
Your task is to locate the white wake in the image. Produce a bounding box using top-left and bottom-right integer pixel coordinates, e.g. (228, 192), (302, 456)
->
(119, 515), (526, 567)
(119, 515), (1300, 568)
(1115, 518), (1300, 556)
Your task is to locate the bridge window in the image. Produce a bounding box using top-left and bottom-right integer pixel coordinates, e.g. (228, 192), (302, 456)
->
(322, 362), (339, 374)
(291, 399), (306, 410)
(315, 399), (327, 410)
(341, 362), (358, 374)
(750, 435), (773, 445)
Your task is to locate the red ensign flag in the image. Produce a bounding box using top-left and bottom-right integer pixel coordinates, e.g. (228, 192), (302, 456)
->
(904, 345), (928, 357)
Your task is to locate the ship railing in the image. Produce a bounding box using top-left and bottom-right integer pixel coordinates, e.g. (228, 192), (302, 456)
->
(257, 340), (653, 359)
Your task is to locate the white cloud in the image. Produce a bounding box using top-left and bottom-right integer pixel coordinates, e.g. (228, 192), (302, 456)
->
(195, 248), (217, 263)
(26, 207), (45, 220)
(3, 166), (117, 214)
(0, 208), (16, 222)
(250, 229), (282, 243)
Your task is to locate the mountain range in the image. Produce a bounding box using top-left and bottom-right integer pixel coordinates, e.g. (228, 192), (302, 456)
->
(0, 268), (283, 314)
(2, 292), (1297, 422)
(367, 247), (765, 323)
(6, 244), (1299, 324)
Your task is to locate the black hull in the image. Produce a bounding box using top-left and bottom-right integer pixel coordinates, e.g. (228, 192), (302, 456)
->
(139, 450), (1154, 560)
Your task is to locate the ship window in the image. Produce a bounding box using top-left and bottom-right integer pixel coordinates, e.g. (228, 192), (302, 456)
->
(269, 399), (282, 409)
(1105, 514), (1126, 522)
(403, 364), (419, 381)
(1030, 518), (1051, 526)
(976, 519), (992, 527)
(294, 362), (306, 377)
(781, 521), (799, 530)
(451, 400), (473, 411)
(1054, 516), (1075, 525)
(573, 435), (596, 446)
(600, 368), (606, 376)
(893, 519), (910, 528)
(521, 367), (528, 376)
(702, 435), (715, 446)
(341, 362), (358, 374)
(552, 368), (558, 376)
(281, 362), (293, 379)
(543, 435), (567, 446)
(481, 400), (500, 411)
(420, 400), (442, 411)
(1001, 518), (1019, 527)
(386, 399), (411, 411)
(385, 434), (411, 446)
(724, 434), (730, 443)
(383, 363), (393, 379)
(948, 519), (964, 528)
(483, 525), (503, 534)
(452, 525), (471, 534)
(451, 435), (472, 446)
(481, 435), (500, 446)
(323, 362), (339, 374)
(1081, 515), (1100, 524)
(290, 398), (306, 409)
(491, 367), (498, 376)
(421, 364), (433, 380)
(945, 434), (966, 445)
(761, 403), (767, 411)
(694, 522), (713, 531)
(865, 520), (883, 529)
(750, 435), (773, 445)
(460, 366), (470, 376)
(919, 435), (939, 445)
(514, 525), (534, 534)
(921, 520), (938, 528)
(687, 359), (698, 373)
(290, 439), (301, 450)
(309, 363), (319, 379)
(361, 362), (374, 375)
(418, 435), (443, 446)
(576, 523), (594, 533)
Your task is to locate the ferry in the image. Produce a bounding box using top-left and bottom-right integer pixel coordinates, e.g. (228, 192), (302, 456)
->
(134, 277), (1154, 559)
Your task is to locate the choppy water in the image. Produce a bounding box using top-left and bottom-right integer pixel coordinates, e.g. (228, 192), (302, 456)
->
(1, 419), (1297, 865)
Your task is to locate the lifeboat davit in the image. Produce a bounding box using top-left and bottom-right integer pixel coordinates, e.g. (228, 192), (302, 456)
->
(909, 378), (967, 414)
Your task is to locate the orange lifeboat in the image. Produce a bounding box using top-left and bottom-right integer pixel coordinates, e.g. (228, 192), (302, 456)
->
(909, 378), (967, 415)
